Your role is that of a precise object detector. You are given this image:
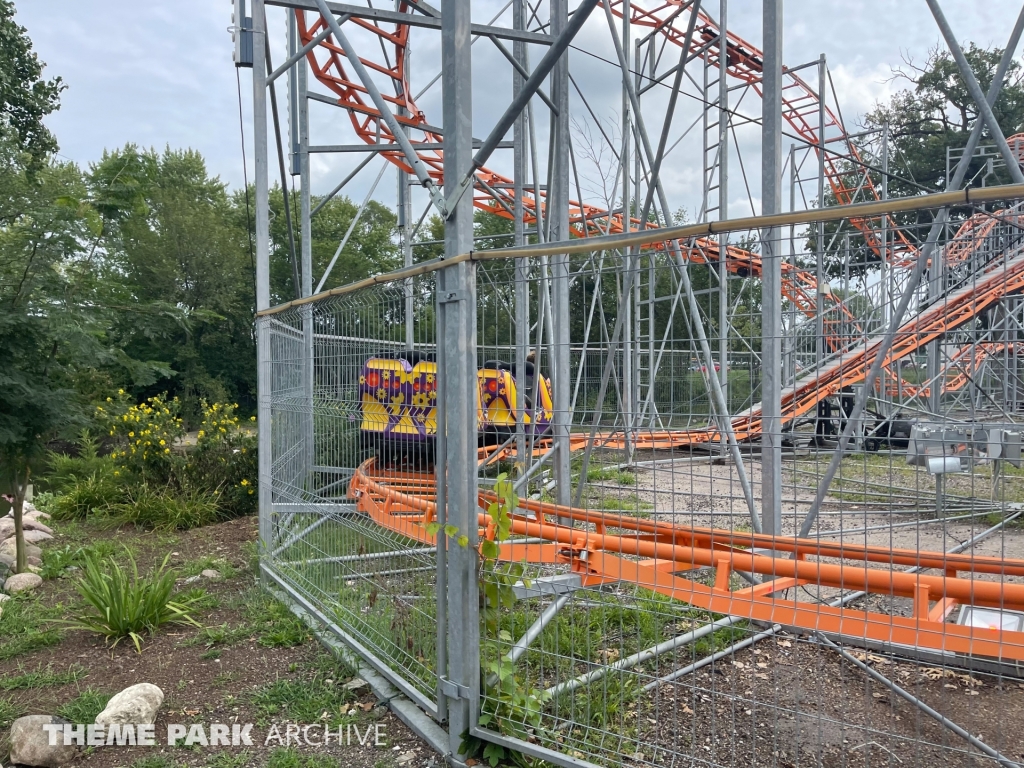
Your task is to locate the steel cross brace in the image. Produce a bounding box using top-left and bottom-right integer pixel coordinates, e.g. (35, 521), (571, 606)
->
(311, 0), (450, 217)
(443, 0), (600, 219)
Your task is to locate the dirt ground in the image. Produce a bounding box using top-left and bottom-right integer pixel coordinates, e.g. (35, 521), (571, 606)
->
(0, 517), (432, 768)
(638, 634), (1024, 767)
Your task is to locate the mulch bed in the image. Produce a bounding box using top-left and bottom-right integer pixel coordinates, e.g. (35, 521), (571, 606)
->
(0, 517), (430, 768)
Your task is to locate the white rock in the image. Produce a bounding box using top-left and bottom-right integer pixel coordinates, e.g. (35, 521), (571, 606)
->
(95, 683), (164, 726)
(5, 573), (43, 593)
(200, 569), (220, 579)
(182, 575), (201, 585)
(8, 715), (77, 768)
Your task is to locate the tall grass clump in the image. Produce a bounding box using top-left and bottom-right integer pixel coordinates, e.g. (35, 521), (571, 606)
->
(67, 550), (201, 651)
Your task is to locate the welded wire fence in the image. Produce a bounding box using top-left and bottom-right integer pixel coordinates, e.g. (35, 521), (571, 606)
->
(260, 191), (1024, 768)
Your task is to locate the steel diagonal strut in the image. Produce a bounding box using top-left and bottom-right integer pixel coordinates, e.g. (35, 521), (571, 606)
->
(443, 0), (600, 217)
(595, 0), (760, 530)
(926, 0), (1024, 186)
(311, 0), (449, 216)
(796, 4), (1024, 538)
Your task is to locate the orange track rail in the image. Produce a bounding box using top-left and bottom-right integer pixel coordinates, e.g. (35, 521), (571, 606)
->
(295, 5), (1021, 414)
(348, 459), (1024, 664)
(293, 4), (1024, 670)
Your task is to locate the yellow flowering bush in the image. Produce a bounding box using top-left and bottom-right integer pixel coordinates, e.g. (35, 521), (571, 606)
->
(101, 394), (186, 485)
(186, 401), (258, 518)
(92, 393), (258, 523)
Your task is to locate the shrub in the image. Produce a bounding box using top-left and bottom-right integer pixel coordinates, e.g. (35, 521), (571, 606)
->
(101, 394), (187, 487)
(66, 550), (201, 651)
(107, 484), (219, 531)
(49, 471), (126, 521)
(185, 401), (257, 518)
(45, 432), (113, 493)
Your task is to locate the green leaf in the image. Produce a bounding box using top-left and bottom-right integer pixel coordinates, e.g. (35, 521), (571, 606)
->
(456, 535), (469, 548)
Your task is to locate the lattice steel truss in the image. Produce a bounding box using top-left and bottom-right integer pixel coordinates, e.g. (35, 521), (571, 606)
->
(244, 2), (1024, 766)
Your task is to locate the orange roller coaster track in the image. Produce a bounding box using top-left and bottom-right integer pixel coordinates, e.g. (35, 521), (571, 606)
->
(290, 4), (1024, 667)
(294, 3), (1023, 390)
(348, 460), (1024, 665)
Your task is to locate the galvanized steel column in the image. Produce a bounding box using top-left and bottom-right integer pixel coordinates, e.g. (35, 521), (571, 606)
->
(550, 0), (572, 510)
(440, 2), (479, 756)
(253, 0), (274, 563)
(760, 0), (783, 536)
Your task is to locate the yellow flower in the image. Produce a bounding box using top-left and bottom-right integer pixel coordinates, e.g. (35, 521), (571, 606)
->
(248, 489), (254, 495)
(240, 479), (249, 486)
(159, 439), (166, 446)
(118, 389), (124, 395)
(128, 431), (134, 437)
(164, 448), (170, 454)
(113, 470), (120, 477)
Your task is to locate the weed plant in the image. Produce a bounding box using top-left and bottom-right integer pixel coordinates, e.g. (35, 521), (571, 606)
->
(66, 550), (201, 651)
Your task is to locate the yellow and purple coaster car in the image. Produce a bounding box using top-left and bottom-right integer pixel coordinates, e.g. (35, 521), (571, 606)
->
(358, 353), (553, 459)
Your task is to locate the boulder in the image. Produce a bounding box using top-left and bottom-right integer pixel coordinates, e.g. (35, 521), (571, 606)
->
(0, 518), (14, 540)
(26, 555), (42, 567)
(200, 569), (220, 579)
(8, 715), (77, 768)
(5, 572), (43, 593)
(25, 510), (51, 522)
(21, 530), (53, 545)
(94, 683), (164, 726)
(23, 519), (54, 536)
(0, 539), (42, 560)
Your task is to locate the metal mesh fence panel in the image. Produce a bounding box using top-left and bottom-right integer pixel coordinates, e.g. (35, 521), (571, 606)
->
(260, 275), (442, 712)
(259, 193), (1024, 768)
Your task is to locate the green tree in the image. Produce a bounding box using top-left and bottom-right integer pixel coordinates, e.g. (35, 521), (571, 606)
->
(0, 1), (63, 168)
(94, 145), (257, 419)
(867, 43), (1024, 197)
(0, 139), (165, 571)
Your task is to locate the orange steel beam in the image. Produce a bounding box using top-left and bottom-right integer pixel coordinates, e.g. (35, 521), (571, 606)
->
(296, 5), (1024, 427)
(346, 459), (1024, 663)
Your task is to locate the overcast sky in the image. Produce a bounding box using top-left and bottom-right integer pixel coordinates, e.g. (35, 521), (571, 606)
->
(15, 1), (1024, 220)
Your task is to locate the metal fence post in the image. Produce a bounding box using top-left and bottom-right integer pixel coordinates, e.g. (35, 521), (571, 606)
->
(253, 0), (274, 567)
(550, 0), (572, 511)
(760, 0), (783, 537)
(440, 2), (480, 760)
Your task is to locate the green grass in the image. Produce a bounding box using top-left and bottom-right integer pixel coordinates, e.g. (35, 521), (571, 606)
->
(242, 589), (313, 648)
(594, 493), (653, 517)
(0, 596), (64, 661)
(0, 663), (86, 691)
(38, 540), (125, 579)
(584, 467), (637, 486)
(265, 748), (339, 768)
(56, 687), (112, 723)
(249, 656), (356, 728)
(0, 695), (26, 728)
(182, 555), (238, 579)
(206, 752), (252, 768)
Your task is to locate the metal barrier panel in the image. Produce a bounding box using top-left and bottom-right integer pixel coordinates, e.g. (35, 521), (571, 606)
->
(469, 199), (1024, 768)
(259, 194), (1024, 768)
(260, 276), (442, 713)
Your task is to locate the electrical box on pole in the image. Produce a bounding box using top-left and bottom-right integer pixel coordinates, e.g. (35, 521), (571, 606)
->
(232, 0), (253, 68)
